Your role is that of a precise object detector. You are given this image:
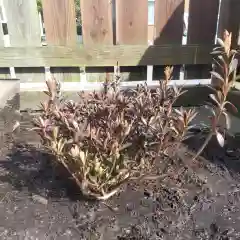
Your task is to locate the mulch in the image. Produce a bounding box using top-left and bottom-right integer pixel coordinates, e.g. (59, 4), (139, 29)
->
(1, 96), (240, 239)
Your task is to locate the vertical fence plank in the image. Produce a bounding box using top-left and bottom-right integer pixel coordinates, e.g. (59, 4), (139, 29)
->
(81, 0), (113, 82)
(217, 0), (240, 86)
(153, 0), (185, 80)
(218, 0), (240, 47)
(154, 0), (184, 44)
(3, 0), (41, 46)
(3, 0), (44, 83)
(42, 0), (76, 46)
(185, 0), (220, 79)
(42, 0), (80, 83)
(116, 0), (148, 81)
(81, 0), (113, 45)
(0, 4), (9, 78)
(116, 0), (148, 44)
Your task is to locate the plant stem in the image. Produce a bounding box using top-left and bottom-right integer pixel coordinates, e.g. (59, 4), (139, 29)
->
(192, 132), (213, 161)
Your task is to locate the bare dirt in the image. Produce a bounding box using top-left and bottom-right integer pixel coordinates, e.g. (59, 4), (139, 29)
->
(1, 97), (240, 239)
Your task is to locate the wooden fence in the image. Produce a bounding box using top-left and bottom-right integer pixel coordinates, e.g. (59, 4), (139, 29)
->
(0, 0), (239, 110)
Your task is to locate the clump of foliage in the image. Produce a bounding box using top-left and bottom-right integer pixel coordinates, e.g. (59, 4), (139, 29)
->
(31, 66), (196, 200)
(193, 30), (239, 160)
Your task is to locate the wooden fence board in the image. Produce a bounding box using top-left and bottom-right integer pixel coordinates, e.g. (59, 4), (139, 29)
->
(3, 0), (44, 82)
(218, 0), (240, 47)
(116, 0), (148, 44)
(185, 0), (220, 79)
(81, 0), (114, 82)
(217, 0), (240, 86)
(42, 0), (80, 83)
(81, 0), (113, 45)
(0, 4), (9, 78)
(0, 45), (214, 67)
(154, 0), (184, 44)
(153, 0), (185, 79)
(116, 0), (148, 81)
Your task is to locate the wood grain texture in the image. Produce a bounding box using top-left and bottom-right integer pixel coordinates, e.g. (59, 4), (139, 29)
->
(3, 0), (44, 82)
(116, 0), (148, 82)
(116, 0), (148, 44)
(42, 0), (80, 83)
(0, 45), (214, 67)
(154, 0), (185, 44)
(3, 0), (41, 46)
(187, 0), (220, 44)
(186, 0), (220, 79)
(81, 0), (113, 45)
(218, 0), (240, 47)
(81, 0), (113, 83)
(0, 5), (9, 78)
(42, 0), (77, 46)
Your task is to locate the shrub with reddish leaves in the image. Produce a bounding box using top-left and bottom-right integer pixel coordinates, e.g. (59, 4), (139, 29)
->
(31, 66), (197, 200)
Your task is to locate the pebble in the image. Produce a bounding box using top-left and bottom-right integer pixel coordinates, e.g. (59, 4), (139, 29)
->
(32, 194), (48, 205)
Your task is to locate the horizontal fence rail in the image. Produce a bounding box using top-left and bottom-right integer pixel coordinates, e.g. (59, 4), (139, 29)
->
(0, 45), (215, 67)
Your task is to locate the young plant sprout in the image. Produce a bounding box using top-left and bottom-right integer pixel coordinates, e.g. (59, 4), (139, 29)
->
(192, 30), (239, 160)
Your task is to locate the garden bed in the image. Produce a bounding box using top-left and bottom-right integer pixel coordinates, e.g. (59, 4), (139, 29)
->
(1, 109), (240, 239)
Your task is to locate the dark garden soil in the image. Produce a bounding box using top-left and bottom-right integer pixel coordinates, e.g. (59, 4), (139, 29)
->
(1, 99), (240, 239)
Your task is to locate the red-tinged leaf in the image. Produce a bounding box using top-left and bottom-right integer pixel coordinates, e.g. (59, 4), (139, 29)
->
(222, 111), (231, 129)
(216, 131), (225, 147)
(12, 121), (20, 132)
(229, 59), (238, 75)
(211, 50), (224, 55)
(224, 101), (238, 113)
(209, 94), (220, 106)
(188, 111), (198, 123)
(210, 71), (224, 82)
(217, 38), (225, 48)
(43, 91), (51, 97)
(204, 105), (216, 117)
(213, 46), (224, 51)
(141, 117), (147, 125)
(217, 55), (226, 65)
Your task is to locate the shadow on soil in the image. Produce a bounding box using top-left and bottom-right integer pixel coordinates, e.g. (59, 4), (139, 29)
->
(0, 143), (88, 201)
(185, 130), (240, 179)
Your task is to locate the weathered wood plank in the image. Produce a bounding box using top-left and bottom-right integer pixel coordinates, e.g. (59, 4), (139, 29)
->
(153, 0), (185, 79)
(0, 4), (9, 78)
(42, 0), (77, 46)
(185, 0), (220, 79)
(3, 0), (41, 46)
(81, 0), (113, 83)
(81, 0), (113, 45)
(0, 45), (215, 67)
(187, 0), (219, 44)
(42, 0), (80, 83)
(116, 0), (148, 44)
(154, 0), (185, 44)
(217, 0), (240, 86)
(3, 0), (44, 82)
(218, 0), (240, 47)
(116, 0), (148, 81)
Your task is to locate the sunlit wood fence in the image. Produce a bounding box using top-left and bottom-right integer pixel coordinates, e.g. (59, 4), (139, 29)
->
(0, 0), (239, 110)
